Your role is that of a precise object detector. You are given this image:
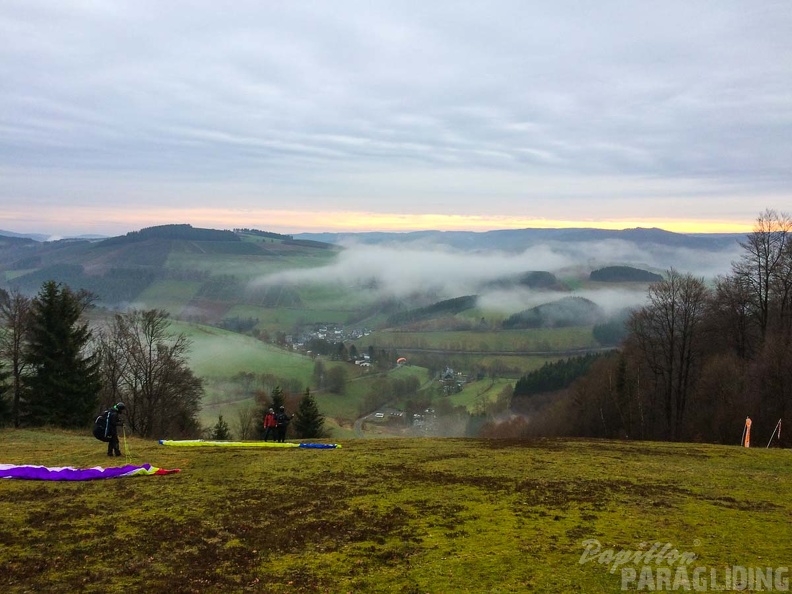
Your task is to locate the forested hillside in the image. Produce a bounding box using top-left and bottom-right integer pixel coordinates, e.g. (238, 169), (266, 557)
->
(0, 224), (338, 316)
(502, 296), (605, 329)
(590, 266), (663, 282)
(386, 295), (478, 326)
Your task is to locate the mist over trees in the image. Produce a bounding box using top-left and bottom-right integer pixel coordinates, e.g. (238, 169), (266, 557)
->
(502, 297), (604, 329)
(513, 209), (792, 445)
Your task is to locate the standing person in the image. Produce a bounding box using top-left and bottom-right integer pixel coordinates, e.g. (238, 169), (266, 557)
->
(93, 402), (125, 457)
(275, 406), (291, 443)
(263, 407), (277, 441)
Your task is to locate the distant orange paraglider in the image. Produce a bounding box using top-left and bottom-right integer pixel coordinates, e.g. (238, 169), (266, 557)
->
(396, 357), (407, 365)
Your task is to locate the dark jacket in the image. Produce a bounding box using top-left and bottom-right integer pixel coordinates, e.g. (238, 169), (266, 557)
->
(93, 408), (121, 443)
(104, 408), (121, 439)
(275, 412), (290, 427)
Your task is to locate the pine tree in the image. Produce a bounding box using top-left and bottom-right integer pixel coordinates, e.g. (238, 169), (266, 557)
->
(271, 385), (285, 410)
(24, 281), (100, 427)
(293, 388), (325, 439)
(211, 415), (231, 440)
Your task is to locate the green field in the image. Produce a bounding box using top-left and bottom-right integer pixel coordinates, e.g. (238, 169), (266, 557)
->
(2, 430), (790, 593)
(165, 249), (337, 280)
(136, 280), (202, 313)
(225, 304), (349, 326)
(171, 321), (316, 426)
(367, 327), (598, 352)
(173, 322), (315, 382)
(447, 377), (516, 411)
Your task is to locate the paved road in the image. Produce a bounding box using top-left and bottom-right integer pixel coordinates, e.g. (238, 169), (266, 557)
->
(353, 414), (369, 438)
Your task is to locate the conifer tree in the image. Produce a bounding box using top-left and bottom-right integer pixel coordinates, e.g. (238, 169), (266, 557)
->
(211, 415), (231, 440)
(24, 281), (100, 427)
(293, 387), (325, 439)
(270, 385), (285, 410)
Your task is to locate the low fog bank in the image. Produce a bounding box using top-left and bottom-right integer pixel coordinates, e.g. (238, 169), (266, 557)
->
(476, 286), (646, 317)
(252, 239), (741, 316)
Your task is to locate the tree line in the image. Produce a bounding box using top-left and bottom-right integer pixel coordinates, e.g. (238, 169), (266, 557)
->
(511, 353), (606, 401)
(100, 223), (239, 246)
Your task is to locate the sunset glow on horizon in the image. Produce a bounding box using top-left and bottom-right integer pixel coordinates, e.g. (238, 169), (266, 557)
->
(0, 205), (755, 237)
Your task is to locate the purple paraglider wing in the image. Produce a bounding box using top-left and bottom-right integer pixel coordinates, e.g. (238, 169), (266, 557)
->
(0, 463), (180, 481)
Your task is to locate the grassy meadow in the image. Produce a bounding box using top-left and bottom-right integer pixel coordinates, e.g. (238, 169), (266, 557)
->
(366, 327), (598, 353)
(173, 323), (314, 382)
(2, 430), (791, 593)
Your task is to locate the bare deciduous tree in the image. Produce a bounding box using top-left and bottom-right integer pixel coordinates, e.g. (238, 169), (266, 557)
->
(234, 404), (257, 440)
(0, 289), (31, 427)
(98, 309), (203, 438)
(628, 269), (708, 440)
(733, 209), (792, 340)
(708, 274), (757, 359)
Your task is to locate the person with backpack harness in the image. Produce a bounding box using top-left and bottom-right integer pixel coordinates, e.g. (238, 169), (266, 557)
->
(275, 406), (291, 443)
(263, 407), (277, 442)
(93, 403), (126, 457)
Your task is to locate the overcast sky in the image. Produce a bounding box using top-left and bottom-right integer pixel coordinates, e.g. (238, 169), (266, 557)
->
(1, 1), (790, 236)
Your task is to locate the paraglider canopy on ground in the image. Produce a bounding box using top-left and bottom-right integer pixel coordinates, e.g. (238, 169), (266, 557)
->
(158, 440), (341, 449)
(0, 463), (180, 481)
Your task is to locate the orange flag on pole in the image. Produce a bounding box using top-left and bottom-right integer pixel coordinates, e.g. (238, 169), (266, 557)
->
(743, 417), (752, 448)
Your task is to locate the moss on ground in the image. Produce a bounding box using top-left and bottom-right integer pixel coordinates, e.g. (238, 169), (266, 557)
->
(1, 430), (790, 593)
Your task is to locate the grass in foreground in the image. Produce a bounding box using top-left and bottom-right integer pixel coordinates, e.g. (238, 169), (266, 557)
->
(1, 430), (791, 593)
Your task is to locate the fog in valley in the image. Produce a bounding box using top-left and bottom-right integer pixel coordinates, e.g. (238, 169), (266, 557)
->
(254, 238), (743, 316)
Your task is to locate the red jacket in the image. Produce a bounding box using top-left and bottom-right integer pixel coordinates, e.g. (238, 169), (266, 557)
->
(263, 412), (277, 428)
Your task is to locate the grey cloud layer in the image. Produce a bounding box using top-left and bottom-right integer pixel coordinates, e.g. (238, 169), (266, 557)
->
(1, 1), (790, 218)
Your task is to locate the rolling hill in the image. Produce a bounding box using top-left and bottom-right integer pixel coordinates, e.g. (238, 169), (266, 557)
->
(0, 224), (342, 324)
(294, 227), (744, 251)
